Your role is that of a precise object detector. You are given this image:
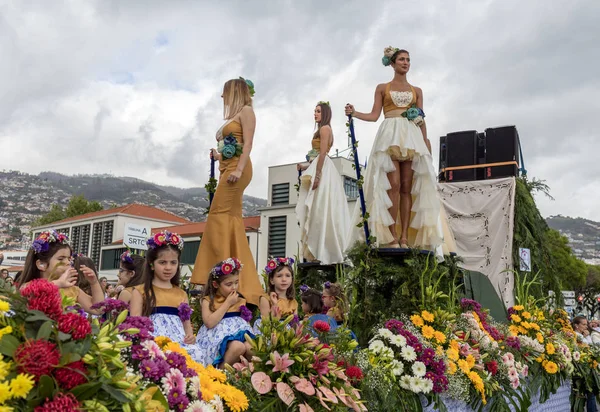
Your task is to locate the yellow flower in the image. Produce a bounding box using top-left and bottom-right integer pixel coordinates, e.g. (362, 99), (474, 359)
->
(521, 321), (531, 330)
(448, 361), (457, 374)
(468, 371), (486, 404)
(593, 361), (599, 369)
(0, 357), (11, 381)
(536, 332), (544, 344)
(518, 326), (528, 335)
(450, 340), (460, 351)
(529, 323), (540, 331)
(546, 343), (556, 355)
(522, 311), (531, 319)
(0, 382), (10, 404)
(535, 355), (545, 363)
(436, 345), (444, 356)
(509, 325), (519, 336)
(205, 365), (227, 383)
(421, 325), (435, 340)
(0, 406), (15, 412)
(510, 314), (522, 323)
(410, 314), (424, 327)
(0, 326), (12, 341)
(457, 359), (471, 374)
(466, 354), (476, 369)
(544, 361), (558, 374)
(447, 348), (459, 362)
(154, 336), (172, 349)
(9, 374), (34, 399)
(536, 311), (546, 321)
(513, 305), (524, 311)
(220, 385), (249, 412)
(0, 300), (9, 313)
(434, 331), (446, 344)
(421, 310), (435, 323)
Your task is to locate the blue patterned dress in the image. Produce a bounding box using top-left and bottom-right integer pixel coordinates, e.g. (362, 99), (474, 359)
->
(196, 296), (255, 366)
(135, 285), (203, 362)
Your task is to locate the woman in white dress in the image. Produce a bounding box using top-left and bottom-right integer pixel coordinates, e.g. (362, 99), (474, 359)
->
(345, 47), (455, 258)
(296, 101), (350, 264)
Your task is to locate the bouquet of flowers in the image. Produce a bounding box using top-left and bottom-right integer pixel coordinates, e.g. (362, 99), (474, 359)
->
(218, 133), (243, 160)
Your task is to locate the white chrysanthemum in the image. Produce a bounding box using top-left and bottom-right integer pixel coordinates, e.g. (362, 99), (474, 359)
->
(369, 339), (385, 354)
(185, 400), (217, 412)
(188, 375), (201, 398)
(401, 345), (417, 362)
(421, 378), (434, 393)
(399, 375), (412, 390)
(380, 347), (394, 359)
(378, 328), (394, 339)
(409, 376), (422, 393)
(210, 395), (224, 412)
(391, 360), (404, 376)
(390, 334), (407, 348)
(412, 361), (427, 378)
(573, 351), (581, 361)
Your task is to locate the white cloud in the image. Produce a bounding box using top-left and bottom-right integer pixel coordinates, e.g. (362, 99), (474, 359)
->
(1, 0), (599, 221)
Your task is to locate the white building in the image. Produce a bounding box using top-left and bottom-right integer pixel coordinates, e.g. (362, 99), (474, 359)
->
(256, 156), (360, 270)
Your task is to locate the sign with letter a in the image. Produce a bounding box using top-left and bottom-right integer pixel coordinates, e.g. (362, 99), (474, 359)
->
(123, 223), (151, 250)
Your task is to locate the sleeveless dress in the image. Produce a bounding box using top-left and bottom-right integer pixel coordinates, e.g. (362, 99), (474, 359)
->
(134, 285), (202, 362)
(296, 135), (350, 264)
(196, 295), (255, 366)
(347, 83), (457, 259)
(191, 119), (263, 305)
(253, 295), (298, 334)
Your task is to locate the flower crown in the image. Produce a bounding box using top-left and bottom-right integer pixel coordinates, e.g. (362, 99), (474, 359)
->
(317, 101), (330, 106)
(146, 230), (184, 251)
(382, 46), (401, 66)
(120, 250), (134, 264)
(32, 230), (70, 253)
(210, 257), (243, 279)
(239, 77), (256, 97)
(324, 281), (331, 289)
(265, 256), (295, 274)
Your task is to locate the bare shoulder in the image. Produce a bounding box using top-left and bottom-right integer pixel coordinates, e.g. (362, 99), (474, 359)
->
(376, 83), (387, 92)
(412, 85), (423, 95)
(240, 105), (255, 116)
(320, 125), (332, 133)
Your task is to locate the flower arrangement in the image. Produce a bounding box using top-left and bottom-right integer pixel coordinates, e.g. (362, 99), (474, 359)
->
(239, 77), (255, 97)
(265, 256), (295, 274)
(31, 229), (70, 253)
(120, 250), (134, 264)
(306, 149), (319, 162)
(381, 46), (400, 66)
(401, 105), (425, 126)
(226, 311), (365, 411)
(210, 257), (243, 279)
(147, 230), (184, 251)
(218, 133), (243, 160)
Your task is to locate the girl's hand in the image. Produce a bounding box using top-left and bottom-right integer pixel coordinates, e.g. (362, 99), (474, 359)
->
(115, 285), (125, 293)
(184, 333), (196, 344)
(55, 268), (78, 289)
(225, 290), (240, 308)
(79, 265), (98, 285)
(227, 170), (242, 184)
(345, 104), (355, 116)
(210, 149), (222, 161)
(269, 292), (279, 306)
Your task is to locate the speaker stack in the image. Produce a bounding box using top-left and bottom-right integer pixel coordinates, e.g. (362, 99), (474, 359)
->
(439, 125), (520, 182)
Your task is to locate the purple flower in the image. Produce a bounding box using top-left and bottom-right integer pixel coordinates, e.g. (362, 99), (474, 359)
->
(299, 285), (309, 293)
(240, 305), (252, 322)
(324, 281), (331, 289)
(167, 387), (190, 410)
(165, 352), (187, 370)
(119, 316), (154, 342)
(32, 239), (48, 253)
(289, 314), (300, 328)
(131, 344), (150, 361)
(66, 305), (87, 317)
(178, 302), (192, 322)
(140, 358), (171, 381)
(505, 336), (521, 350)
(91, 298), (130, 319)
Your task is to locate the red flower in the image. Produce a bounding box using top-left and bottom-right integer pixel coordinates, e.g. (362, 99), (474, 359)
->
(15, 339), (61, 381)
(222, 263), (233, 275)
(346, 365), (364, 383)
(485, 360), (498, 376)
(35, 393), (81, 411)
(313, 320), (330, 333)
(58, 313), (92, 340)
(20, 279), (63, 320)
(54, 360), (88, 390)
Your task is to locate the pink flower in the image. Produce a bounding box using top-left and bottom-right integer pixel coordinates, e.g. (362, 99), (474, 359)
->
(319, 386), (338, 404)
(161, 369), (186, 393)
(276, 382), (295, 406)
(267, 351), (295, 373)
(294, 378), (315, 396)
(222, 263), (233, 275)
(251, 372), (273, 394)
(299, 403), (315, 412)
(316, 390), (332, 411)
(511, 378), (520, 389)
(313, 320), (331, 333)
(521, 365), (529, 377)
(507, 367), (518, 380)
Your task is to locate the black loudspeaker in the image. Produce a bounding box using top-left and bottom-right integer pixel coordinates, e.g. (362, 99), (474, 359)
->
(476, 132), (486, 181)
(438, 135), (447, 181)
(484, 126), (519, 178)
(445, 130), (477, 182)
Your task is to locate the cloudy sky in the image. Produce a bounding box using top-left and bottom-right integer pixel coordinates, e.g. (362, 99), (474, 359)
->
(1, 0), (599, 221)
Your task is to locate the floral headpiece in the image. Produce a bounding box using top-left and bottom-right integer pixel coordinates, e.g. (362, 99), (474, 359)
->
(210, 257), (243, 279)
(317, 101), (330, 106)
(32, 230), (70, 253)
(146, 230), (184, 251)
(299, 284), (310, 293)
(120, 250), (134, 264)
(265, 256), (295, 274)
(382, 46), (401, 66)
(324, 281), (331, 289)
(239, 77), (256, 97)
(71, 252), (83, 259)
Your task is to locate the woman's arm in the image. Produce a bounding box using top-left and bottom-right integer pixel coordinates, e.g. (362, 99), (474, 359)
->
(130, 288), (143, 317)
(312, 125), (332, 190)
(345, 84), (385, 122)
(228, 106), (255, 183)
(415, 86), (431, 154)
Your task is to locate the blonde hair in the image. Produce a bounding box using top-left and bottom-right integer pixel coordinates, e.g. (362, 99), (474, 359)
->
(223, 79), (253, 120)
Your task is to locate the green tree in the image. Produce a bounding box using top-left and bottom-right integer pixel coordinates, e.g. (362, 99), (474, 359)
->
(34, 204), (66, 226)
(34, 195), (104, 226)
(545, 228), (587, 290)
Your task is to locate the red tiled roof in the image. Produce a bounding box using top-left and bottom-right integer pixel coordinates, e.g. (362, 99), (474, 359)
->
(111, 216), (260, 244)
(37, 203), (190, 228)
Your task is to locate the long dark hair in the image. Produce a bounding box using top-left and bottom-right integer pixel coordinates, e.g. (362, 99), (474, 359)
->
(313, 103), (333, 143)
(301, 288), (323, 315)
(391, 49), (410, 64)
(20, 243), (72, 286)
(141, 244), (181, 317)
(74, 255), (98, 295)
(202, 265), (241, 312)
(121, 254), (146, 289)
(324, 282), (348, 319)
(268, 265), (295, 300)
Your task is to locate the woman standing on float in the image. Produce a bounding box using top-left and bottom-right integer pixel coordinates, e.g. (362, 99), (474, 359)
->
(191, 78), (263, 305)
(296, 102), (350, 264)
(345, 47), (455, 256)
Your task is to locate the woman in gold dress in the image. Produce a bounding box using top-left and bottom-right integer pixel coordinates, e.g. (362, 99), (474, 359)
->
(191, 78), (263, 305)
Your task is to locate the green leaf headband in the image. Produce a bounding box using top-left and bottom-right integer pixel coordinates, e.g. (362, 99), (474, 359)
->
(239, 77), (256, 97)
(317, 101), (330, 106)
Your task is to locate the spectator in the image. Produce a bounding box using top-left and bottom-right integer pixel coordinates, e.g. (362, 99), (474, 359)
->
(573, 316), (592, 344)
(0, 251), (4, 265)
(99, 276), (108, 297)
(0, 268), (8, 280)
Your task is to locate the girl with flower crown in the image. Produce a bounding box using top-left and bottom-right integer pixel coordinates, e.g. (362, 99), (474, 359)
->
(130, 231), (203, 362)
(191, 78), (264, 306)
(300, 286), (338, 337)
(115, 250), (145, 304)
(19, 230), (105, 312)
(322, 281), (348, 324)
(195, 258), (255, 367)
(296, 102), (350, 264)
(345, 47), (456, 257)
(259, 257), (298, 318)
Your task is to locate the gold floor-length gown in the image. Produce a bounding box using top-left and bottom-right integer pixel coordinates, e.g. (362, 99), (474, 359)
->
(191, 120), (263, 305)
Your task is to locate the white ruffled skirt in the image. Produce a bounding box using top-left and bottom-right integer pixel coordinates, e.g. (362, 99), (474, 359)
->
(346, 117), (456, 259)
(296, 156), (350, 264)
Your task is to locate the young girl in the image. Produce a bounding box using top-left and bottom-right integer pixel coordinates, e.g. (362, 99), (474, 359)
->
(130, 231), (202, 361)
(301, 287), (338, 336)
(196, 258), (255, 367)
(322, 281), (348, 324)
(20, 230), (104, 312)
(115, 250), (145, 304)
(259, 257), (298, 318)
(73, 254), (100, 296)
